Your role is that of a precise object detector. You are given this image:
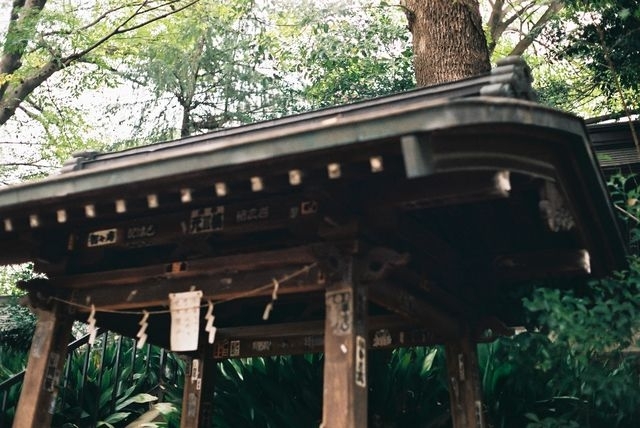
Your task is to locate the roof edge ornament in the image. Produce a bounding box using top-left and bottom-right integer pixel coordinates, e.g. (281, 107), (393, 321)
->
(60, 151), (101, 173)
(480, 56), (537, 101)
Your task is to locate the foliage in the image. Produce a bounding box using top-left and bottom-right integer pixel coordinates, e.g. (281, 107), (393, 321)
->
(607, 172), (640, 251)
(2, 329), (187, 428)
(517, 273), (640, 427)
(562, 0), (640, 95)
(0, 0), (197, 126)
(0, 302), (36, 351)
(0, 263), (38, 295)
(209, 348), (451, 428)
(533, 58), (612, 115)
(0, 344), (28, 382)
(487, 172), (640, 427)
(0, 0), (198, 180)
(483, 0), (565, 58)
(541, 0), (640, 116)
(276, 0), (414, 109)
(368, 348), (450, 427)
(51, 334), (185, 428)
(105, 0), (290, 144)
(98, 0), (414, 148)
(480, 334), (545, 426)
(212, 354), (322, 427)
(0, 264), (37, 352)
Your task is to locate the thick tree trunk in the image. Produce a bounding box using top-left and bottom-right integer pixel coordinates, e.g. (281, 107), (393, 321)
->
(404, 0), (491, 86)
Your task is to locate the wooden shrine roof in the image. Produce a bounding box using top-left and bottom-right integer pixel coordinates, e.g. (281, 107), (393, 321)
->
(0, 57), (627, 353)
(588, 120), (640, 176)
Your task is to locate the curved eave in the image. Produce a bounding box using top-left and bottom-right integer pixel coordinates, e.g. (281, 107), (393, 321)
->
(0, 97), (627, 275)
(0, 98), (588, 207)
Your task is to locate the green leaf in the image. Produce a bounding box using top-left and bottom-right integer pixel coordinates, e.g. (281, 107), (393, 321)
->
(419, 347), (438, 376)
(116, 393), (157, 411)
(99, 411), (130, 425)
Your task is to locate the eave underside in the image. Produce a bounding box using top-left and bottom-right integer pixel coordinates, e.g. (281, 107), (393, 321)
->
(0, 98), (626, 352)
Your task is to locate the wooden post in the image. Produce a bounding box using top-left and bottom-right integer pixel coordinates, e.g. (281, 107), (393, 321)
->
(445, 335), (485, 428)
(181, 356), (202, 428)
(321, 256), (368, 428)
(14, 303), (73, 428)
(180, 351), (216, 428)
(198, 351), (216, 428)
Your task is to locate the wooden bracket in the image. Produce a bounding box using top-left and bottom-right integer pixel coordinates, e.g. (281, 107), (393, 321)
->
(539, 181), (575, 232)
(358, 246), (410, 282)
(369, 280), (462, 339)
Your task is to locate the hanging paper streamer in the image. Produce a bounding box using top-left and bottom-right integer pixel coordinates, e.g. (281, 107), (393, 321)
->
(204, 300), (217, 344)
(262, 278), (280, 321)
(169, 290), (203, 351)
(136, 310), (149, 349)
(87, 304), (97, 345)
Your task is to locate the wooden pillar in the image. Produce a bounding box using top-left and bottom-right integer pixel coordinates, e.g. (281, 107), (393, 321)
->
(198, 352), (216, 427)
(180, 351), (216, 428)
(445, 335), (485, 428)
(321, 256), (368, 428)
(14, 303), (73, 428)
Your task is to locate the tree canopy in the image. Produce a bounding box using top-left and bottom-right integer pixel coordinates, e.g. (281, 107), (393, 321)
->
(0, 0), (636, 177)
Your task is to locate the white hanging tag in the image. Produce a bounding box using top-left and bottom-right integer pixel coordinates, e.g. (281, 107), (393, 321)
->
(136, 310), (150, 349)
(262, 278), (280, 321)
(169, 290), (203, 351)
(204, 300), (217, 344)
(87, 304), (97, 345)
(262, 302), (274, 320)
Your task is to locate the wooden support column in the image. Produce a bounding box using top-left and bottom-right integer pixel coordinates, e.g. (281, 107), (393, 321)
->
(445, 335), (485, 428)
(14, 302), (73, 428)
(198, 350), (216, 428)
(180, 351), (216, 428)
(321, 256), (368, 428)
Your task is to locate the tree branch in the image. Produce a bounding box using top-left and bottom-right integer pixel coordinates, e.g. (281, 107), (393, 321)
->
(487, 1), (542, 55)
(502, 2), (538, 30)
(1, 162), (52, 168)
(0, 61), (59, 126)
(40, 2), (136, 37)
(0, 0), (48, 99)
(62, 0), (199, 65)
(509, 1), (564, 56)
(0, 0), (199, 127)
(487, 0), (505, 53)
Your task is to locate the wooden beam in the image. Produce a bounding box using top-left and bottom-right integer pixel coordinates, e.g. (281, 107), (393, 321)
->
(493, 248), (591, 280)
(445, 335), (486, 428)
(59, 193), (326, 250)
(65, 265), (324, 311)
(56, 245), (321, 288)
(368, 213), (463, 288)
(321, 256), (368, 428)
(212, 315), (441, 359)
(368, 280), (462, 339)
(369, 169), (511, 209)
(14, 303), (73, 428)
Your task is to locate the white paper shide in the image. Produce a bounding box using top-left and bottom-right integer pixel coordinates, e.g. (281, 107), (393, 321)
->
(169, 290), (203, 351)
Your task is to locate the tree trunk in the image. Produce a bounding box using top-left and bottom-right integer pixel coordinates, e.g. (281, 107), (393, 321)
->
(404, 0), (491, 86)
